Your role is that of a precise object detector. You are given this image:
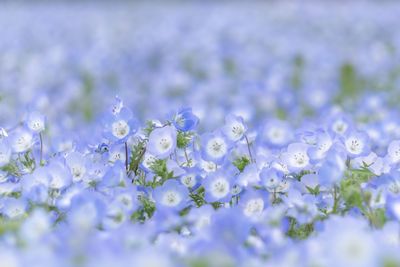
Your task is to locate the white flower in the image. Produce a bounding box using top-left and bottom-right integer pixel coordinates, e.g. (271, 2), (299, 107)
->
(161, 190), (182, 207)
(181, 173), (197, 188)
(388, 140), (400, 163)
(203, 135), (228, 162)
(147, 126), (177, 159)
(283, 143), (310, 172)
(222, 114), (247, 142)
(0, 141), (11, 167)
(26, 112), (45, 133)
(243, 198), (264, 217)
(210, 177), (230, 199)
(111, 120), (130, 139)
(11, 129), (33, 153)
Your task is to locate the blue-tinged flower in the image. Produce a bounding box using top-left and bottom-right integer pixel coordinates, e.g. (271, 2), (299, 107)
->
(301, 173), (319, 189)
(140, 151), (159, 172)
(47, 159), (72, 190)
(112, 187), (139, 213)
(237, 163), (260, 187)
(387, 139), (400, 164)
(173, 107), (199, 132)
(20, 208), (51, 243)
(0, 170), (8, 183)
(318, 216), (378, 267)
(285, 188), (319, 224)
(108, 144), (126, 163)
(56, 184), (85, 210)
(166, 159), (185, 177)
(318, 146), (347, 186)
(103, 107), (138, 142)
(21, 167), (50, 198)
(100, 162), (127, 188)
(282, 143), (311, 173)
(65, 151), (87, 182)
(1, 197), (27, 219)
(343, 130), (370, 158)
(260, 167), (285, 191)
(25, 111), (45, 133)
(352, 152), (384, 175)
(203, 170), (233, 202)
(208, 207), (252, 254)
(201, 131), (230, 164)
(386, 194), (400, 221)
(10, 128), (34, 153)
(307, 129), (333, 162)
(0, 139), (11, 167)
(102, 201), (128, 230)
(85, 161), (107, 184)
(68, 192), (106, 230)
(0, 127), (8, 139)
(327, 114), (353, 136)
(180, 170), (200, 189)
(153, 179), (188, 211)
(259, 120), (293, 148)
(222, 114), (247, 142)
(147, 126), (177, 159)
(239, 189), (268, 219)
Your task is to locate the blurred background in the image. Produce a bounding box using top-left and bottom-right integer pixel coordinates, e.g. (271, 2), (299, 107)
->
(1, 1), (400, 132)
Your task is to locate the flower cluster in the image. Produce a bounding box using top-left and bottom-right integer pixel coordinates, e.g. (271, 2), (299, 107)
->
(0, 98), (400, 267)
(1, 2), (400, 267)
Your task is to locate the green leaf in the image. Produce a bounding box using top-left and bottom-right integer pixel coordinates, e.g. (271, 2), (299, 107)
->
(177, 131), (194, 149)
(149, 159), (174, 182)
(232, 156), (250, 172)
(129, 140), (146, 175)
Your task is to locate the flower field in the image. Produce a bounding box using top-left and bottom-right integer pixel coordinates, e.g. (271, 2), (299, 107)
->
(1, 2), (400, 267)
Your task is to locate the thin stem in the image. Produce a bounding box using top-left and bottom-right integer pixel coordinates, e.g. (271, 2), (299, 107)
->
(125, 142), (129, 173)
(244, 135), (254, 163)
(332, 185), (339, 214)
(39, 132), (44, 166)
(183, 147), (190, 166)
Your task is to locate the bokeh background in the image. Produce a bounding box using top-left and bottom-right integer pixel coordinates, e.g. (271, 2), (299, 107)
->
(1, 1), (400, 131)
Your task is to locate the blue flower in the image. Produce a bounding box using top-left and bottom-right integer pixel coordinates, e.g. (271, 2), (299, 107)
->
(147, 126), (177, 159)
(343, 130), (370, 158)
(386, 194), (400, 221)
(10, 128), (34, 153)
(260, 167), (285, 191)
(282, 142), (311, 173)
(173, 107), (199, 132)
(153, 179), (188, 211)
(0, 139), (11, 167)
(222, 114), (247, 142)
(103, 107), (138, 143)
(201, 131), (230, 164)
(203, 170), (233, 203)
(25, 111), (46, 133)
(239, 189), (268, 219)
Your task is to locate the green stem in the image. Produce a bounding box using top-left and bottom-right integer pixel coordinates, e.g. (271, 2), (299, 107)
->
(39, 132), (44, 166)
(125, 142), (129, 173)
(244, 135), (254, 163)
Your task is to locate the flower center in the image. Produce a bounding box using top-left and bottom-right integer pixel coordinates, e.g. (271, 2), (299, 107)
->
(111, 120), (130, 139)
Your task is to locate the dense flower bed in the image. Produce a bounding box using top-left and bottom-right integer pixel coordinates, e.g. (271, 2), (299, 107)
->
(1, 2), (400, 267)
(1, 98), (400, 267)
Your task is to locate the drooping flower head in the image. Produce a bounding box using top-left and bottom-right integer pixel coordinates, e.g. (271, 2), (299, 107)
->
(173, 107), (199, 132)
